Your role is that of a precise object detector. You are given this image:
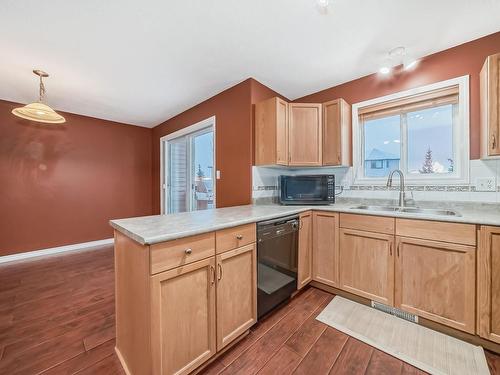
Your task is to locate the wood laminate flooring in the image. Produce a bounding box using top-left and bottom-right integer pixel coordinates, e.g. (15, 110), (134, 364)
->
(0, 245), (498, 374)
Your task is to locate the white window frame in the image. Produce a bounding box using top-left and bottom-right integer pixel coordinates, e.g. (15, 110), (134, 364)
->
(160, 116), (216, 214)
(352, 76), (469, 185)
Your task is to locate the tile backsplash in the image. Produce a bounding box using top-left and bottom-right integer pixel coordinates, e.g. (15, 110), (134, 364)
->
(252, 159), (500, 203)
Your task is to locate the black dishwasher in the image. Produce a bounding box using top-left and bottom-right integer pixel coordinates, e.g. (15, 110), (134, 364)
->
(257, 215), (299, 319)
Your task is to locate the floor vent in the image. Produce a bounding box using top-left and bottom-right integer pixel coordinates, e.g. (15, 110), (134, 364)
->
(371, 301), (418, 323)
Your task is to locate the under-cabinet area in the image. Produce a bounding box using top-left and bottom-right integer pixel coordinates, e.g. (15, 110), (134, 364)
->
(113, 208), (500, 374)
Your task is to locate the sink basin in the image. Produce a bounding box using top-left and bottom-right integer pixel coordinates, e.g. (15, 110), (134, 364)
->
(350, 205), (461, 217)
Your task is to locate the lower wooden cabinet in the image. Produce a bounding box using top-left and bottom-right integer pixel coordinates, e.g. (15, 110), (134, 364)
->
(478, 226), (500, 343)
(339, 228), (394, 305)
(298, 211), (313, 289)
(395, 236), (476, 334)
(312, 211), (339, 287)
(150, 257), (217, 375)
(216, 244), (257, 350)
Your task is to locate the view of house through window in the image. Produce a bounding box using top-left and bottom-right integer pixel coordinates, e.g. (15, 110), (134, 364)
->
(357, 79), (467, 183)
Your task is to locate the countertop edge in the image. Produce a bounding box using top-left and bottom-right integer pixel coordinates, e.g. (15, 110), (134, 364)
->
(109, 204), (500, 246)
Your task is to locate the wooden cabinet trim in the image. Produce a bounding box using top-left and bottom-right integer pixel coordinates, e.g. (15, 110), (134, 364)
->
(480, 53), (500, 157)
(322, 99), (352, 166)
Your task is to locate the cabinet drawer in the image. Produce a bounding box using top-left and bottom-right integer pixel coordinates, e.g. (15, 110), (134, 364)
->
(150, 232), (215, 274)
(340, 213), (395, 235)
(216, 223), (256, 254)
(396, 219), (476, 246)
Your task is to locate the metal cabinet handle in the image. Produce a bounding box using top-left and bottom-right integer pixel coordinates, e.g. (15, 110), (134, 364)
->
(389, 242), (393, 256)
(210, 265), (215, 285)
(236, 234), (243, 240)
(492, 134), (497, 150)
(185, 248), (192, 255)
(397, 243), (401, 257)
(217, 263), (223, 281)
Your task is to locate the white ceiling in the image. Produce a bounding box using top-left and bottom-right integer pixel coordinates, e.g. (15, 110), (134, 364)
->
(1, 1), (500, 128)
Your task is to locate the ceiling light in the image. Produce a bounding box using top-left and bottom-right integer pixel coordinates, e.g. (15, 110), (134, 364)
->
(379, 66), (391, 75)
(316, 0), (330, 14)
(12, 70), (66, 124)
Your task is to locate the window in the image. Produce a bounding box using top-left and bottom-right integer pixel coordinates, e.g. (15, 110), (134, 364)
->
(353, 76), (469, 184)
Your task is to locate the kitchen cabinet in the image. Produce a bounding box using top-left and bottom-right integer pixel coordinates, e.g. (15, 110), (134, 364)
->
(298, 211), (313, 289)
(480, 52), (500, 158)
(150, 257), (217, 375)
(216, 243), (257, 350)
(288, 103), (323, 166)
(339, 228), (394, 305)
(255, 97), (289, 165)
(322, 99), (351, 166)
(312, 211), (339, 287)
(478, 226), (500, 344)
(394, 236), (476, 333)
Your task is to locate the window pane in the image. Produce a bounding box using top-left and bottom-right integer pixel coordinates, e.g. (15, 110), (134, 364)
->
(364, 115), (401, 177)
(407, 104), (454, 175)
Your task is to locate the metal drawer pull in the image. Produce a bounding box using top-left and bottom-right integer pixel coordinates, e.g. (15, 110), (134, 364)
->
(389, 243), (393, 256)
(218, 263), (223, 281)
(210, 266), (215, 285)
(492, 134), (497, 150)
(236, 234), (243, 240)
(185, 248), (192, 255)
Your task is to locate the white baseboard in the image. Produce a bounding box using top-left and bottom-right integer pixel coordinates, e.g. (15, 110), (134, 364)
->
(0, 238), (114, 264)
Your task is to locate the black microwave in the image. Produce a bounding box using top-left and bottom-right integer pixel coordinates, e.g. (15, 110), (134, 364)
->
(279, 175), (335, 205)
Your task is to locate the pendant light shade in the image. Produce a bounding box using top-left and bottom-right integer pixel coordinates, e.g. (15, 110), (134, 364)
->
(12, 70), (66, 124)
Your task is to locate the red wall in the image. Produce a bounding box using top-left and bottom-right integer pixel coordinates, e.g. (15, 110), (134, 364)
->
(295, 32), (500, 159)
(152, 79), (254, 213)
(0, 100), (152, 256)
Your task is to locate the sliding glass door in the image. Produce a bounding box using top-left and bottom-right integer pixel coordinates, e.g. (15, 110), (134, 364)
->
(163, 120), (215, 214)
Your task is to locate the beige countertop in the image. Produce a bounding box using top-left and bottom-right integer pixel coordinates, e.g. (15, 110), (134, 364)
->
(110, 200), (500, 245)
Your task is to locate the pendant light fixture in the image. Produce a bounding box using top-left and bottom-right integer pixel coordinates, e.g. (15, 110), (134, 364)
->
(12, 69), (66, 124)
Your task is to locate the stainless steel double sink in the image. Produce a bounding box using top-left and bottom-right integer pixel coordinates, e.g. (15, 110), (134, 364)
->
(350, 205), (461, 217)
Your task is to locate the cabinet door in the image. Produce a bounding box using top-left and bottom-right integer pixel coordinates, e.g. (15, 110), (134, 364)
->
(395, 237), (475, 333)
(322, 99), (351, 166)
(298, 211), (313, 289)
(339, 229), (394, 305)
(216, 244), (257, 350)
(313, 211), (340, 287)
(478, 226), (500, 343)
(288, 103), (322, 166)
(480, 53), (500, 157)
(151, 258), (216, 375)
(255, 97), (288, 166)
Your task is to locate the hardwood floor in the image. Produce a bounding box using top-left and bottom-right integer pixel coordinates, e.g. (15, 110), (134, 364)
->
(0, 245), (499, 374)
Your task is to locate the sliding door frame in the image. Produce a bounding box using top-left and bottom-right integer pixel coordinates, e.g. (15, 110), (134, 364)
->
(160, 116), (216, 215)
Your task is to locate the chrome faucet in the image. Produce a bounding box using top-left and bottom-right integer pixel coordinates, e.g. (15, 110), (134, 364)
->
(386, 169), (406, 208)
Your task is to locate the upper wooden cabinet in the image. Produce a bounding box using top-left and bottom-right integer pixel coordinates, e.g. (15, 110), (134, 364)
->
(323, 99), (352, 166)
(254, 97), (351, 167)
(395, 236), (476, 334)
(297, 211), (313, 289)
(312, 211), (340, 287)
(478, 226), (500, 344)
(288, 103), (323, 166)
(480, 53), (500, 158)
(255, 97), (289, 165)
